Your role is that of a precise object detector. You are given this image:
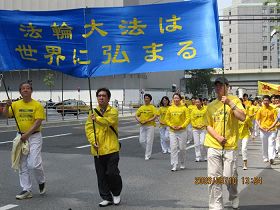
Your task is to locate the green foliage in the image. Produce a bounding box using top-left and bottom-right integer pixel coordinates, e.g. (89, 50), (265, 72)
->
(185, 69), (215, 97)
(43, 72), (55, 100)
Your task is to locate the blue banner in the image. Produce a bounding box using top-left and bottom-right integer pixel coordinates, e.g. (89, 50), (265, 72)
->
(0, 0), (222, 78)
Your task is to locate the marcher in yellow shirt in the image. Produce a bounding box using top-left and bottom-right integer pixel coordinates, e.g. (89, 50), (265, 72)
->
(249, 99), (260, 139)
(238, 99), (253, 170)
(256, 95), (278, 164)
(85, 88), (122, 207)
(157, 96), (171, 154)
(3, 81), (46, 200)
(165, 93), (190, 171)
(135, 93), (157, 160)
(204, 77), (245, 210)
(243, 93), (252, 108)
(191, 98), (207, 162)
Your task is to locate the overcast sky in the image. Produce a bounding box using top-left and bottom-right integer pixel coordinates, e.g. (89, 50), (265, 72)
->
(217, 0), (232, 14)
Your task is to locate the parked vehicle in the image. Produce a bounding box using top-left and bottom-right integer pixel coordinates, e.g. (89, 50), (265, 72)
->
(44, 101), (57, 109)
(56, 99), (90, 116)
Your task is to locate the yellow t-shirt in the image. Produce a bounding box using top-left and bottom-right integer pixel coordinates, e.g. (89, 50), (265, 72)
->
(256, 105), (277, 131)
(9, 99), (45, 133)
(243, 100), (252, 108)
(204, 95), (245, 150)
(158, 106), (169, 126)
(188, 104), (196, 113)
(136, 104), (157, 126)
(165, 105), (190, 132)
(191, 106), (207, 129)
(239, 115), (253, 140)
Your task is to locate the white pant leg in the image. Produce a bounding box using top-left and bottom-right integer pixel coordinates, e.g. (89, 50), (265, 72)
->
(207, 148), (224, 210)
(177, 130), (187, 166)
(223, 150), (238, 202)
(200, 130), (207, 159)
(145, 126), (155, 159)
(260, 130), (268, 160)
(193, 129), (201, 159)
(187, 124), (193, 142)
(19, 132), (45, 191)
(159, 127), (169, 152)
(241, 138), (249, 160)
(276, 129), (280, 153)
(169, 131), (179, 166)
(253, 120), (259, 137)
(268, 131), (277, 160)
(139, 126), (147, 150)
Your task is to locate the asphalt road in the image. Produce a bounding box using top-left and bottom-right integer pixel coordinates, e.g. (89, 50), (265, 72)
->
(0, 117), (280, 210)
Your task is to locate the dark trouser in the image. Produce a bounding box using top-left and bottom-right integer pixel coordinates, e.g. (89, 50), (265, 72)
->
(94, 152), (122, 201)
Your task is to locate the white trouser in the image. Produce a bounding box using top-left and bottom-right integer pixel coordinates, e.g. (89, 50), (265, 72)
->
(276, 129), (280, 153)
(186, 124), (193, 142)
(169, 130), (187, 166)
(260, 130), (277, 160)
(207, 148), (238, 210)
(192, 129), (206, 160)
(139, 126), (155, 159)
(18, 132), (45, 192)
(159, 126), (170, 152)
(253, 120), (259, 137)
(238, 138), (249, 160)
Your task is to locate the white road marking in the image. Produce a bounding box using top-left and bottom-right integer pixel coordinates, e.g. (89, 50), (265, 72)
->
(0, 133), (72, 145)
(0, 204), (18, 210)
(75, 135), (139, 149)
(42, 133), (72, 139)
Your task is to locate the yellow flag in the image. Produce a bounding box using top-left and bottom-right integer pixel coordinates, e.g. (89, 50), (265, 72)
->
(258, 81), (280, 95)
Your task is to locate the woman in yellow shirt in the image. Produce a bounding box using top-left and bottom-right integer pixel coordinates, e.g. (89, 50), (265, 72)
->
(191, 98), (207, 162)
(158, 96), (171, 154)
(238, 99), (253, 170)
(135, 94), (157, 160)
(165, 93), (190, 171)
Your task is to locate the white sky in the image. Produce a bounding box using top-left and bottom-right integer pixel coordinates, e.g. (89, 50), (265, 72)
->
(217, 0), (232, 14)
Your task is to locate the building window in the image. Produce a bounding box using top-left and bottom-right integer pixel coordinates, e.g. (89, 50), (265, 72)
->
(230, 57), (232, 62)
(230, 48), (232, 52)
(263, 36), (267, 41)
(230, 67), (232, 70)
(270, 7), (275, 13)
(262, 26), (267, 32)
(263, 56), (268, 61)
(263, 46), (268, 51)
(229, 38), (232, 43)
(229, 11), (231, 16)
(263, 65), (267, 69)
(229, 20), (231, 25)
(262, 8), (266, 14)
(229, 28), (232, 33)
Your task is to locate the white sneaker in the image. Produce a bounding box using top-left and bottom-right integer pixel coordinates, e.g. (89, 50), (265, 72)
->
(232, 197), (239, 209)
(16, 191), (32, 200)
(113, 195), (121, 205)
(99, 200), (113, 207)
(180, 165), (185, 170)
(145, 157), (150, 160)
(171, 164), (177, 171)
(263, 159), (269, 163)
(243, 165), (248, 170)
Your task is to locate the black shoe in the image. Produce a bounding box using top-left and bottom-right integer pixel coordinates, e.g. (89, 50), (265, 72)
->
(270, 159), (274, 165)
(39, 183), (46, 195)
(99, 200), (113, 207)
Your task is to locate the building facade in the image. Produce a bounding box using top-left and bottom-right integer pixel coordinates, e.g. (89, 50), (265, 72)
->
(223, 0), (280, 70)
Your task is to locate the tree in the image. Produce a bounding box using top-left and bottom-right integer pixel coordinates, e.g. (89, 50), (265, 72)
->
(185, 69), (215, 97)
(264, 0), (280, 33)
(43, 72), (55, 100)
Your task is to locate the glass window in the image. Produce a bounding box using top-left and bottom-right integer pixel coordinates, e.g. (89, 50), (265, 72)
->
(263, 46), (268, 51)
(263, 56), (268, 61)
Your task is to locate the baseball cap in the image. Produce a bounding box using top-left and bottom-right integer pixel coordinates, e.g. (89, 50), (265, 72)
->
(214, 77), (229, 85)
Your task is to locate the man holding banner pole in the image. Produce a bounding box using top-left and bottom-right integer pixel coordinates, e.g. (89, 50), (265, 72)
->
(204, 77), (245, 210)
(85, 88), (122, 207)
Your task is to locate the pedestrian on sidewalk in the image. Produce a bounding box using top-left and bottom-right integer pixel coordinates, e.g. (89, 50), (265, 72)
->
(256, 95), (278, 165)
(3, 81), (46, 200)
(191, 98), (207, 162)
(165, 93), (190, 171)
(204, 77), (245, 210)
(85, 88), (122, 207)
(135, 94), (157, 160)
(158, 96), (171, 154)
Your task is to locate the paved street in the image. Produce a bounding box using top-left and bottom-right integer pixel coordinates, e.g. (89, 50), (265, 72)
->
(0, 116), (280, 210)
